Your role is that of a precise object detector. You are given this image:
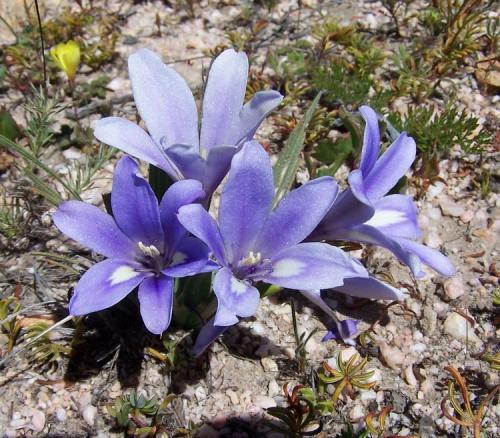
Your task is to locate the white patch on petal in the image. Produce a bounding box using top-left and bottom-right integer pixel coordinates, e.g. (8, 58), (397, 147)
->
(110, 266), (139, 285)
(171, 252), (187, 266)
(230, 276), (248, 295)
(271, 259), (305, 278)
(365, 209), (407, 228)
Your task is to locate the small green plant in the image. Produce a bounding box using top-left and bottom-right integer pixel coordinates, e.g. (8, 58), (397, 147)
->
(365, 405), (393, 438)
(492, 287), (500, 305)
(24, 321), (71, 366)
(479, 352), (500, 372)
(266, 383), (323, 437)
(388, 105), (492, 179)
(0, 195), (31, 242)
(0, 296), (22, 352)
(291, 299), (318, 373)
(145, 336), (180, 369)
(318, 351), (377, 405)
(107, 389), (176, 437)
(441, 366), (499, 438)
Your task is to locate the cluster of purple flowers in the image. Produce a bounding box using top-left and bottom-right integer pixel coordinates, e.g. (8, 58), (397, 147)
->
(53, 49), (454, 354)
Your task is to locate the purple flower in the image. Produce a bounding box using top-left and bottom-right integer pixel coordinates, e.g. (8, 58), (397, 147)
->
(93, 49), (283, 196)
(311, 105), (454, 278)
(53, 156), (213, 334)
(322, 319), (359, 344)
(178, 141), (369, 354)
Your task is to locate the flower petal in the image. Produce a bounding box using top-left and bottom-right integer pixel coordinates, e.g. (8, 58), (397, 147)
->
(331, 224), (423, 277)
(166, 144), (238, 196)
(333, 276), (404, 300)
(93, 117), (180, 178)
(112, 157), (164, 250)
(53, 200), (136, 259)
(138, 274), (174, 334)
(310, 188), (374, 240)
(162, 236), (213, 277)
(393, 237), (455, 277)
(259, 242), (367, 290)
(213, 267), (260, 323)
(128, 48), (199, 149)
(363, 132), (416, 200)
(256, 177), (339, 258)
(204, 145), (239, 195)
(70, 259), (145, 315)
(219, 141), (274, 263)
(177, 204), (226, 264)
(200, 49), (248, 150)
(159, 179), (205, 253)
(366, 194), (421, 239)
(359, 105), (381, 175)
(192, 316), (231, 357)
(227, 90), (283, 145)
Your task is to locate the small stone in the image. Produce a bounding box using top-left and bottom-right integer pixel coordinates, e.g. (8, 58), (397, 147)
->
(261, 357), (278, 372)
(443, 276), (465, 300)
(254, 395), (276, 409)
(78, 392), (92, 408)
(420, 379), (434, 394)
(460, 210), (474, 223)
(195, 386), (207, 402)
(423, 231), (442, 248)
(422, 306), (437, 336)
(404, 366), (418, 387)
(379, 342), (405, 370)
(427, 182), (446, 199)
(226, 389), (239, 405)
(443, 313), (481, 343)
(250, 322), (265, 335)
(82, 405), (96, 427)
(360, 390), (377, 401)
(62, 147), (82, 160)
(31, 410), (45, 432)
(55, 408), (66, 422)
(349, 403), (365, 421)
(268, 379), (280, 397)
(439, 197), (465, 217)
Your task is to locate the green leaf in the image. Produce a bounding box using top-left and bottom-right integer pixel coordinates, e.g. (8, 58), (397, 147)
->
(315, 137), (353, 178)
(0, 133), (81, 200)
(0, 110), (21, 142)
(272, 92), (322, 207)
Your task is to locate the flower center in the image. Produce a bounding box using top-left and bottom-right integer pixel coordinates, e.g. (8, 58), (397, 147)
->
(138, 241), (161, 258)
(239, 251), (262, 266)
(137, 241), (164, 273)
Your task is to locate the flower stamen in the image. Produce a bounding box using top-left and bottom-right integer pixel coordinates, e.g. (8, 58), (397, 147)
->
(138, 241), (161, 258)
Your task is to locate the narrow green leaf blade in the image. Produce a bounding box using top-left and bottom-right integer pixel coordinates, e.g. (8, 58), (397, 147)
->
(272, 92), (322, 206)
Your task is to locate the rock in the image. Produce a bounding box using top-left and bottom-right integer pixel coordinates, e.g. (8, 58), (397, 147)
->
(422, 306), (437, 336)
(225, 389), (238, 405)
(261, 357), (278, 372)
(268, 379), (280, 397)
(30, 410), (45, 432)
(439, 197), (466, 217)
(82, 405), (96, 427)
(427, 182), (446, 199)
(55, 408), (66, 422)
(349, 402), (365, 421)
(379, 342), (405, 370)
(360, 390), (377, 401)
(195, 386), (207, 402)
(443, 276), (465, 300)
(460, 210), (474, 223)
(443, 313), (481, 343)
(250, 322), (265, 335)
(423, 231), (442, 248)
(404, 366), (418, 387)
(254, 395), (276, 409)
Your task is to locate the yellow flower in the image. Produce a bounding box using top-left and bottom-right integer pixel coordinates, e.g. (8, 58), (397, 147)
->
(50, 40), (81, 81)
